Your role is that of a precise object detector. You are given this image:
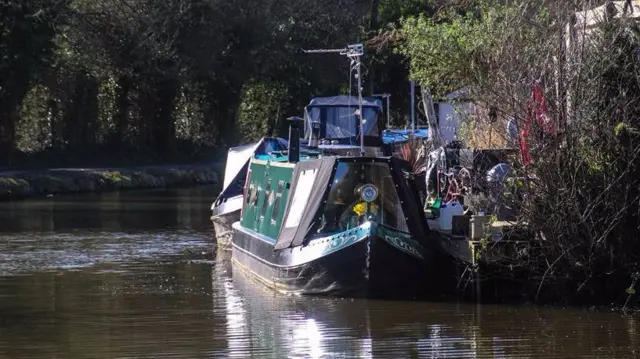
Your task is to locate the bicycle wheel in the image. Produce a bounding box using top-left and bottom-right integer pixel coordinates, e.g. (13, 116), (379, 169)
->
(438, 171), (448, 199)
(457, 167), (472, 195)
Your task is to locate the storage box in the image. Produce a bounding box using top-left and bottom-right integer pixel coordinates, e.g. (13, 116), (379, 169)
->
(470, 215), (492, 240)
(452, 215), (470, 236)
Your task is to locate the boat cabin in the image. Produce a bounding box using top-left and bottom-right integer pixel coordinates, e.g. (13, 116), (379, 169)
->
(303, 96), (384, 155)
(239, 155), (429, 249)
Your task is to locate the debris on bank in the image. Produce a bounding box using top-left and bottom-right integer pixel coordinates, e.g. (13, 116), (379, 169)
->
(0, 165), (220, 200)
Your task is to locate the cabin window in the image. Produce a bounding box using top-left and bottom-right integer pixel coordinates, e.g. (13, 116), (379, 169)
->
(325, 107), (358, 138)
(316, 162), (409, 234)
(248, 183), (258, 207)
(271, 180), (285, 224)
(246, 183), (256, 206)
(260, 180), (272, 219)
(308, 106), (380, 139)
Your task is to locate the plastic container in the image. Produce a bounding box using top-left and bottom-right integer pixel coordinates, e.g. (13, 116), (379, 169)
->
(439, 200), (464, 231)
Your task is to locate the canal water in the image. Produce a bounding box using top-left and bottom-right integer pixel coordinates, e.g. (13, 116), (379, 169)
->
(0, 186), (637, 358)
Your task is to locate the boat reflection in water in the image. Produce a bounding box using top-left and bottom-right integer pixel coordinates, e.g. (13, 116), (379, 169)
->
(215, 249), (532, 358)
(219, 257), (375, 358)
(211, 226), (640, 359)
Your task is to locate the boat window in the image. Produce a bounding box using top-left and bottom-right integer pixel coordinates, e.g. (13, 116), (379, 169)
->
(362, 108), (379, 136)
(315, 162), (408, 235)
(271, 180), (285, 224)
(251, 184), (260, 207)
(260, 180), (272, 219)
(325, 107), (358, 138)
(308, 106), (380, 139)
(246, 183), (256, 206)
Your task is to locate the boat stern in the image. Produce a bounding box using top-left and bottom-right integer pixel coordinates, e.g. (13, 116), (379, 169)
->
(288, 221), (436, 298)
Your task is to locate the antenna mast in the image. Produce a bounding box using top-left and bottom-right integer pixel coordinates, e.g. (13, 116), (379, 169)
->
(303, 44), (365, 156)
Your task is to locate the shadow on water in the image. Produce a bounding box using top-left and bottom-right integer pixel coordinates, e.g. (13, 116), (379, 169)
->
(0, 185), (637, 358)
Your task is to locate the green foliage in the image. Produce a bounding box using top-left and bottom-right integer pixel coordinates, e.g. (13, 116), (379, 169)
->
(0, 0), (374, 167)
(0, 0), (68, 152)
(378, 0), (439, 25)
(17, 85), (51, 152)
(396, 1), (549, 98)
(237, 81), (290, 142)
(397, 6), (496, 97)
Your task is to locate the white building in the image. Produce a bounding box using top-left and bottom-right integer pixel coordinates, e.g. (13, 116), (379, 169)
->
(435, 87), (472, 144)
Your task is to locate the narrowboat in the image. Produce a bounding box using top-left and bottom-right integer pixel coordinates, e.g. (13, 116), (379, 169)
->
(217, 43), (431, 256)
(212, 93), (425, 248)
(230, 118), (456, 298)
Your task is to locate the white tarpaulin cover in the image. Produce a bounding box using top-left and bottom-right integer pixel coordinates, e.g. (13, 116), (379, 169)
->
(223, 141), (262, 190)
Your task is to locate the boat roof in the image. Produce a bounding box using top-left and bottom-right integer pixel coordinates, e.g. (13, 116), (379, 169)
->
(254, 147), (321, 163)
(306, 96), (382, 110)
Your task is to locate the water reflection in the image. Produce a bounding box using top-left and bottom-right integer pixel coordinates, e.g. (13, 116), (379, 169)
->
(0, 186), (637, 358)
(223, 256), (640, 358)
(0, 186), (215, 233)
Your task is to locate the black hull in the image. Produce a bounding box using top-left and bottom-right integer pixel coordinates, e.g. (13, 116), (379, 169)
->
(231, 224), (450, 299)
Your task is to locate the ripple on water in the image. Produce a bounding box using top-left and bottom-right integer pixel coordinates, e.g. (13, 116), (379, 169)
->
(0, 230), (212, 276)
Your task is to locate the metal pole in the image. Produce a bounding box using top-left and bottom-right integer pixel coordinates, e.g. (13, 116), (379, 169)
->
(386, 95), (390, 128)
(302, 44), (365, 155)
(410, 81), (415, 131)
(357, 58), (364, 156)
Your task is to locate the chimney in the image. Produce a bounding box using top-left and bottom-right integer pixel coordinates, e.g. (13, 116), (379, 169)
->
(287, 116), (303, 163)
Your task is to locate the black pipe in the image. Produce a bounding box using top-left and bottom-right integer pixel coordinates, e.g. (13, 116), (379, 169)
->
(287, 116), (303, 163)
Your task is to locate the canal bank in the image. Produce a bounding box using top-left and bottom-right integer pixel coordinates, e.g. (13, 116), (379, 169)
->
(0, 163), (221, 200)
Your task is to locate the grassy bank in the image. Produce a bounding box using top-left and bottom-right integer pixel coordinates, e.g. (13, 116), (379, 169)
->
(0, 164), (220, 200)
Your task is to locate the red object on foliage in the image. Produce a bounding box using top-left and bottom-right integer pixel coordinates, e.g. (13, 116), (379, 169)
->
(519, 81), (554, 166)
(532, 82), (555, 136)
(520, 128), (533, 166)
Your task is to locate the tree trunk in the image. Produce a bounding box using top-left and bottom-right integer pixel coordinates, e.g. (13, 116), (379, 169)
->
(368, 0), (380, 95)
(369, 0), (380, 31)
(80, 74), (99, 147)
(0, 105), (18, 163)
(60, 72), (79, 150)
(206, 80), (241, 147)
(48, 95), (60, 149)
(151, 77), (179, 158)
(114, 75), (131, 144)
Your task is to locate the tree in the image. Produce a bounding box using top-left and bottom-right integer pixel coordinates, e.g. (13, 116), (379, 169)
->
(0, 0), (68, 156)
(397, 0), (640, 306)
